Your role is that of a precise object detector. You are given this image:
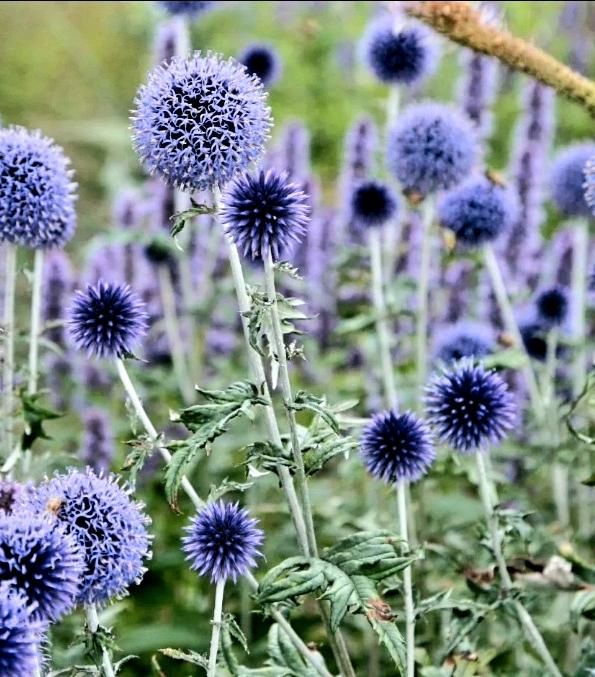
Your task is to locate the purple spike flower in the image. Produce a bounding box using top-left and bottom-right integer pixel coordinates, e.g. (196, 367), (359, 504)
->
(425, 361), (516, 453)
(457, 49), (498, 139)
(0, 126), (77, 249)
(277, 121), (311, 181)
(82, 243), (126, 286)
(80, 408), (115, 474)
(220, 170), (310, 262)
(42, 250), (74, 348)
(112, 188), (143, 231)
(0, 515), (83, 622)
(239, 44), (282, 88)
(68, 281), (148, 358)
(182, 500), (264, 583)
(0, 584), (42, 677)
(157, 1), (215, 17)
(24, 469), (151, 605)
(132, 52), (272, 191)
(550, 143), (595, 217)
(360, 410), (435, 484)
(153, 18), (189, 65)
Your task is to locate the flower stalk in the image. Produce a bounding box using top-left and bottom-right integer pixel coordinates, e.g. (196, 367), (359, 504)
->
(2, 245), (17, 457)
(85, 603), (116, 677)
(27, 248), (44, 396)
(207, 580), (225, 677)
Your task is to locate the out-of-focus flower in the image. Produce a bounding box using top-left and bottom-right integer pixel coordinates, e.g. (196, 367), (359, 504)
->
(433, 322), (495, 364)
(350, 180), (398, 229)
(239, 44), (282, 87)
(0, 584), (42, 677)
(550, 143), (595, 217)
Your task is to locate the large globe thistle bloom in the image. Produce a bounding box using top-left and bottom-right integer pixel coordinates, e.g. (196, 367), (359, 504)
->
(24, 469), (151, 605)
(438, 176), (518, 247)
(387, 103), (478, 197)
(239, 44), (282, 88)
(132, 52), (272, 192)
(157, 1), (215, 17)
(350, 180), (398, 229)
(182, 501), (263, 583)
(0, 515), (83, 622)
(360, 410), (435, 484)
(220, 170), (309, 262)
(362, 18), (437, 85)
(550, 143), (595, 217)
(0, 126), (77, 249)
(68, 281), (148, 358)
(583, 155), (595, 216)
(0, 584), (42, 677)
(433, 322), (495, 364)
(425, 362), (515, 453)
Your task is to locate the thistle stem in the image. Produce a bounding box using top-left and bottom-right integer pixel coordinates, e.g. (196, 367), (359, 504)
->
(85, 604), (115, 677)
(207, 580), (225, 677)
(415, 198), (434, 398)
(2, 244), (17, 458)
(397, 481), (415, 677)
(27, 248), (43, 396)
(157, 264), (194, 404)
(475, 452), (562, 677)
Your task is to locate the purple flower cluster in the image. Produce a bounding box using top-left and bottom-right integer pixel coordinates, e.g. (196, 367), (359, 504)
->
(0, 584), (42, 677)
(157, 1), (215, 18)
(457, 49), (498, 139)
(80, 408), (115, 474)
(433, 322), (494, 364)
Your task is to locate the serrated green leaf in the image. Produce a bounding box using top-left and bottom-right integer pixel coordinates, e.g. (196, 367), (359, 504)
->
(159, 648), (208, 667)
(121, 433), (157, 489)
(289, 391), (340, 433)
(20, 390), (62, 450)
(268, 623), (319, 676)
(208, 478), (254, 502)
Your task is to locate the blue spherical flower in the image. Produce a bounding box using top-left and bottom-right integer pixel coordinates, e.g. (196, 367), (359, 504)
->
(425, 361), (516, 453)
(387, 102), (478, 197)
(182, 500), (263, 583)
(0, 515), (83, 623)
(535, 286), (569, 328)
(0, 126), (77, 249)
(0, 584), (42, 677)
(133, 52), (272, 191)
(434, 322), (495, 364)
(68, 281), (148, 358)
(438, 176), (518, 247)
(239, 44), (281, 88)
(360, 410), (435, 484)
(220, 170), (309, 262)
(157, 1), (214, 17)
(550, 143), (595, 217)
(363, 19), (437, 85)
(583, 156), (595, 216)
(520, 322), (548, 362)
(24, 469), (151, 605)
(350, 180), (398, 228)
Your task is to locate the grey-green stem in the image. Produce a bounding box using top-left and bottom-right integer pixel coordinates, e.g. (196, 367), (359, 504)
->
(28, 248), (43, 396)
(207, 580), (225, 677)
(86, 604), (116, 677)
(2, 244), (16, 458)
(415, 198), (434, 398)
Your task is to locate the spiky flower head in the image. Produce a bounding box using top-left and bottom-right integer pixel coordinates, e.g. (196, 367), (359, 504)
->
(350, 180), (398, 228)
(425, 361), (515, 453)
(0, 515), (83, 622)
(360, 410), (435, 484)
(0, 126), (77, 249)
(23, 469), (151, 606)
(438, 176), (518, 247)
(182, 500), (263, 583)
(584, 155), (595, 216)
(362, 17), (437, 85)
(157, 1), (214, 17)
(239, 44), (282, 88)
(550, 143), (595, 217)
(0, 584), (42, 677)
(220, 170), (309, 262)
(68, 281), (148, 358)
(520, 321), (548, 362)
(387, 102), (478, 197)
(535, 286), (569, 328)
(132, 52), (272, 192)
(434, 322), (494, 364)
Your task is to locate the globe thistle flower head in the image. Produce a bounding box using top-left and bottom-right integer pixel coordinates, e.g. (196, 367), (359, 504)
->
(550, 143), (595, 217)
(535, 286), (569, 328)
(360, 410), (435, 484)
(584, 156), (595, 216)
(520, 321), (548, 361)
(438, 176), (518, 247)
(0, 126), (77, 249)
(68, 281), (148, 358)
(387, 102), (478, 197)
(239, 44), (282, 88)
(220, 170), (309, 262)
(23, 469), (151, 606)
(0, 584), (42, 677)
(434, 322), (495, 364)
(0, 514), (83, 622)
(133, 52), (272, 192)
(425, 361), (516, 453)
(350, 180), (398, 229)
(182, 500), (263, 583)
(157, 1), (214, 17)
(362, 18), (438, 85)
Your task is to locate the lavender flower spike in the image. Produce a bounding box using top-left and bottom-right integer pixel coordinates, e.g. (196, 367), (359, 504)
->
(80, 407), (115, 474)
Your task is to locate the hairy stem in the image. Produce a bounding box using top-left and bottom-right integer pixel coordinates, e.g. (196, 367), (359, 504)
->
(86, 604), (116, 677)
(2, 245), (16, 458)
(207, 580), (225, 677)
(28, 248), (44, 396)
(415, 198), (434, 398)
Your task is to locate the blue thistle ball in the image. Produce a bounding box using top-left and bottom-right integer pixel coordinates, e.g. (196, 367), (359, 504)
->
(0, 584), (42, 677)
(550, 143), (595, 217)
(438, 176), (518, 247)
(0, 515), (83, 623)
(535, 286), (569, 328)
(520, 322), (548, 362)
(68, 281), (148, 358)
(360, 410), (435, 484)
(350, 180), (398, 228)
(363, 19), (437, 85)
(157, 1), (214, 17)
(182, 500), (264, 583)
(434, 322), (495, 364)
(220, 170), (309, 262)
(133, 52), (272, 192)
(24, 469), (151, 606)
(425, 361), (516, 453)
(387, 102), (478, 197)
(583, 156), (595, 216)
(239, 44), (282, 88)
(0, 126), (77, 249)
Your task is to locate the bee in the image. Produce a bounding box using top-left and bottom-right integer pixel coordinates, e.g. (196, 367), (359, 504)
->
(46, 496), (65, 516)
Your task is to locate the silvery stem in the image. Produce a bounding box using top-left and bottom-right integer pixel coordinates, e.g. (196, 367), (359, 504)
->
(207, 580), (225, 677)
(85, 604), (115, 677)
(2, 244), (16, 458)
(27, 248), (43, 396)
(415, 198), (434, 398)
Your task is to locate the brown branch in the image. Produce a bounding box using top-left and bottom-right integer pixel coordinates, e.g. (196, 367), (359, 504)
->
(404, 1), (595, 117)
